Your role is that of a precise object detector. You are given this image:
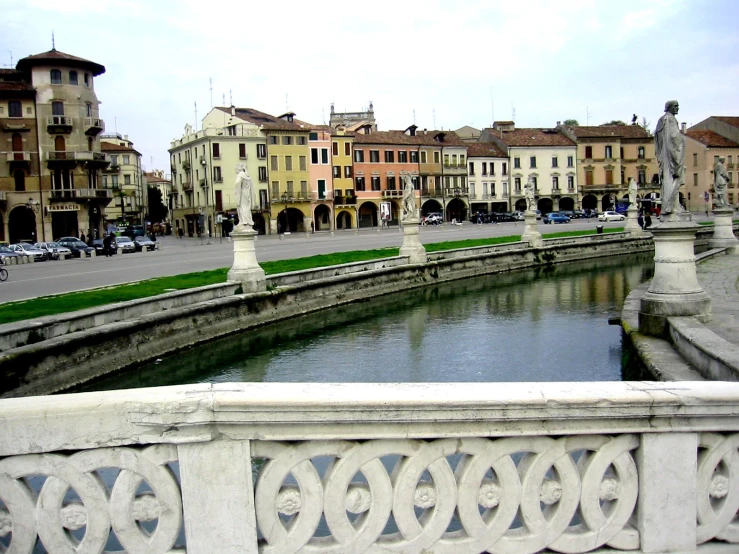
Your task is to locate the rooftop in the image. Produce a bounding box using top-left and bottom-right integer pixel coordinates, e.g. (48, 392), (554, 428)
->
(484, 127), (575, 147)
(564, 125), (650, 139)
(684, 129), (739, 148)
(467, 142), (508, 158)
(16, 49), (105, 76)
(353, 130), (466, 147)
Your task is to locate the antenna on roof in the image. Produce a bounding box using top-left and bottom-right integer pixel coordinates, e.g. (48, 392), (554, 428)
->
(586, 106), (592, 126)
(490, 87), (494, 126)
(222, 93), (225, 106)
(51, 31), (55, 50)
(229, 89), (232, 106)
(512, 105), (516, 123)
(114, 117), (118, 134)
(209, 78), (213, 109)
(194, 101), (198, 132)
(413, 109), (416, 125)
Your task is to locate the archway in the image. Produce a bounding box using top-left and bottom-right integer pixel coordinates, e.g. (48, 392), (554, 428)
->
(313, 204), (331, 231)
(8, 205), (36, 244)
(558, 197), (575, 211)
(358, 201), (377, 228)
(581, 194), (598, 211)
(277, 207), (304, 233)
(0, 213), (4, 242)
(336, 210), (353, 230)
(445, 198), (467, 222)
(514, 198), (527, 211)
(252, 213), (266, 235)
(537, 198), (553, 214)
(421, 199), (442, 216)
(601, 195), (615, 211)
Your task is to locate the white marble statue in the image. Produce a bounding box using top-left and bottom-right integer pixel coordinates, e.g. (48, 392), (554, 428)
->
(235, 162), (256, 228)
(524, 176), (535, 211)
(402, 173), (418, 220)
(714, 156), (729, 208)
(654, 100), (685, 217)
(628, 177), (638, 206)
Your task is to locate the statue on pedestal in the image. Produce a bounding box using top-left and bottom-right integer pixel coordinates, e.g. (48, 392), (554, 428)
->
(234, 161), (256, 228)
(654, 100), (685, 217)
(524, 176), (535, 211)
(714, 156), (729, 208)
(628, 177), (638, 206)
(401, 173), (418, 220)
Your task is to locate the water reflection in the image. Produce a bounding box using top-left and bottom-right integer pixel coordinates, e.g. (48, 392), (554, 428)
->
(76, 253), (654, 392)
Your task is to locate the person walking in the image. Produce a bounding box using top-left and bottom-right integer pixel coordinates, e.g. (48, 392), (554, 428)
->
(644, 213), (652, 230)
(102, 233), (112, 257)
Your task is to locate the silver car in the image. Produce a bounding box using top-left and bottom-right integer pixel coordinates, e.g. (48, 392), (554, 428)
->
(35, 241), (72, 260)
(10, 243), (48, 261)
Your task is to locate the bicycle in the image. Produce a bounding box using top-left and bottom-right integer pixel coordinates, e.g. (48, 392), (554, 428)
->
(0, 263), (7, 282)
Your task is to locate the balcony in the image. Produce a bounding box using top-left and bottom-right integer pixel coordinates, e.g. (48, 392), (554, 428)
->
(382, 190), (403, 198)
(46, 116), (73, 133)
(444, 187), (469, 196)
(103, 162), (120, 173)
(84, 117), (105, 136)
(4, 151), (32, 164)
(182, 181), (193, 191)
(422, 187), (442, 197)
(49, 188), (113, 201)
(334, 195), (357, 205)
(312, 191), (334, 201)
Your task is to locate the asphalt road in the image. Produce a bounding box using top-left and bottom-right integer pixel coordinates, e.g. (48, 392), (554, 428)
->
(0, 217), (656, 304)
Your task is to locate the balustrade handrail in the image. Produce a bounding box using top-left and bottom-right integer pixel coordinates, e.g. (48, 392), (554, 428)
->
(1, 382), (738, 553)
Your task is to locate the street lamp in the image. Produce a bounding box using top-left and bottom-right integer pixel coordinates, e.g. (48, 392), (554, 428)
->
(25, 198), (40, 213)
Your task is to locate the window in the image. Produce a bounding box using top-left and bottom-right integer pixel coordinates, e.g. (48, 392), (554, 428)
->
(86, 102), (92, 117)
(52, 101), (64, 116)
(531, 176), (538, 190)
(344, 166), (353, 178)
(333, 166), (341, 178)
(552, 157), (558, 168)
(483, 183), (489, 197)
(385, 151), (395, 163)
(69, 71), (78, 85)
(585, 146), (593, 159)
(585, 170), (594, 186)
(605, 169), (613, 185)
(271, 156), (278, 171)
(355, 177), (366, 191)
(8, 101), (21, 118)
(311, 148), (319, 164)
(299, 156), (306, 171)
(370, 150), (380, 163)
(286, 181), (294, 196)
(212, 143), (220, 158)
(398, 151), (407, 163)
(693, 153), (698, 167)
(480, 162), (486, 175)
(110, 155), (118, 166)
(387, 176), (396, 190)
(470, 162), (476, 176)
(268, 136), (278, 145)
(420, 151), (427, 164)
(213, 166), (222, 182)
(460, 155), (465, 167)
(638, 146), (645, 159)
(345, 143), (351, 156)
(490, 162), (495, 175)
(371, 176), (381, 191)
(309, 132), (318, 141)
(530, 156), (536, 169)
(410, 151), (418, 163)
(14, 170), (25, 192)
(514, 177), (521, 191)
(452, 154), (458, 166)
(84, 73), (90, 87)
(567, 156), (574, 167)
(239, 143), (247, 158)
(300, 181), (308, 197)
(103, 176), (108, 187)
(50, 69), (62, 84)
(124, 174), (131, 185)
(502, 162), (507, 175)
(728, 155), (733, 166)
(271, 181), (279, 198)
(470, 183), (475, 197)
(433, 151), (440, 164)
(297, 137), (306, 145)
(285, 156), (292, 171)
(112, 175), (119, 187)
(321, 149), (329, 164)
(332, 142), (339, 156)
(257, 144), (266, 158)
(693, 173), (698, 186)
(354, 149), (364, 162)
(282, 136), (293, 145)
(444, 154), (450, 167)
(605, 145), (613, 159)
(227, 125), (237, 136)
(514, 157), (521, 169)
(567, 175), (574, 189)
(258, 167), (267, 182)
(553, 176), (559, 189)
(123, 155), (130, 165)
(729, 172), (734, 184)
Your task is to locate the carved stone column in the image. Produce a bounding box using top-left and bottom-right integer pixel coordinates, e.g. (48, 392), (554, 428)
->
(228, 226), (266, 293)
(521, 210), (542, 247)
(638, 220), (711, 337)
(624, 205), (642, 235)
(399, 216), (427, 264)
(708, 207), (738, 252)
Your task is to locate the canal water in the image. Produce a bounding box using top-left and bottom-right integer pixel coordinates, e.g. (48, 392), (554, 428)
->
(77, 253), (655, 392)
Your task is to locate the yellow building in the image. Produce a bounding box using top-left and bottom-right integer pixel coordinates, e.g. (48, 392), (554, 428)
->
(684, 129), (739, 211)
(329, 128), (355, 230)
(100, 136), (144, 228)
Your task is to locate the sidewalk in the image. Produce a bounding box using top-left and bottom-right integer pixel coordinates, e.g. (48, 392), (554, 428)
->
(697, 252), (739, 349)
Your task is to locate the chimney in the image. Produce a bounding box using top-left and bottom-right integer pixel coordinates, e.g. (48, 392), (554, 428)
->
(231, 105), (235, 116)
(681, 122), (686, 133)
(556, 121), (561, 127)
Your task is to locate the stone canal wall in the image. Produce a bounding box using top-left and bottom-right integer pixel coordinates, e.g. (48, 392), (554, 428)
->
(1, 233), (654, 397)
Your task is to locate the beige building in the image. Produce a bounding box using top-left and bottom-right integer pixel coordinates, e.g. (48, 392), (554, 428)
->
(466, 142), (509, 215)
(100, 136), (144, 228)
(684, 129), (739, 211)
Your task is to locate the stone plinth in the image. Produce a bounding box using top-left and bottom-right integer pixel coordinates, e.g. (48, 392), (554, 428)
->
(639, 220), (711, 337)
(625, 206), (642, 235)
(709, 207), (738, 252)
(520, 210), (542, 247)
(227, 226), (266, 293)
(399, 217), (427, 264)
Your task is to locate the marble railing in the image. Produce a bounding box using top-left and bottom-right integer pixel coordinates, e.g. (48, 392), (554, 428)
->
(1, 382), (739, 553)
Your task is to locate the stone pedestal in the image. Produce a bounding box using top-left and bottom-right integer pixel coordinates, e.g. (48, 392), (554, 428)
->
(624, 206), (642, 235)
(399, 217), (427, 264)
(227, 226), (266, 293)
(708, 207), (738, 252)
(638, 220), (711, 337)
(520, 210), (542, 247)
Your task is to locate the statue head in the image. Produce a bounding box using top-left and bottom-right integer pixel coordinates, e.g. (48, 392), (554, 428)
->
(718, 156), (726, 164)
(664, 100), (679, 115)
(236, 163), (246, 174)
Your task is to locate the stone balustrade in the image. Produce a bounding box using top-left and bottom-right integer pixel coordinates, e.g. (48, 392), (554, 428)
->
(1, 381), (739, 553)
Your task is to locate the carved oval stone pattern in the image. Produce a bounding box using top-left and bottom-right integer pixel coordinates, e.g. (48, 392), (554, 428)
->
(0, 445), (182, 553)
(253, 435), (640, 553)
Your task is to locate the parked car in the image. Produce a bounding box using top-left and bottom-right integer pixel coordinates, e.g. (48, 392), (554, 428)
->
(134, 235), (157, 251)
(583, 209), (599, 218)
(91, 238), (117, 256)
(492, 212), (517, 222)
(35, 242), (72, 260)
(511, 211), (525, 221)
(421, 213), (443, 225)
(535, 209), (542, 220)
(116, 236), (137, 253)
(122, 225), (146, 239)
(560, 210), (576, 219)
(0, 246), (20, 263)
(56, 237), (96, 257)
(543, 212), (571, 224)
(571, 210), (585, 219)
(9, 243), (48, 261)
(598, 211), (625, 222)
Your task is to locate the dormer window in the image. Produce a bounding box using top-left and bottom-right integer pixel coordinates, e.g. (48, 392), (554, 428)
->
(50, 69), (62, 84)
(69, 71), (78, 85)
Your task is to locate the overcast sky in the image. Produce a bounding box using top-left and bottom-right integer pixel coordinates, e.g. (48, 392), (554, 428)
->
(3, 0), (738, 172)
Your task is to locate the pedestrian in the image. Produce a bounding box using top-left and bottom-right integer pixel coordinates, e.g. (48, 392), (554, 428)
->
(637, 212), (644, 229)
(80, 232), (86, 244)
(645, 213), (652, 229)
(102, 233), (112, 257)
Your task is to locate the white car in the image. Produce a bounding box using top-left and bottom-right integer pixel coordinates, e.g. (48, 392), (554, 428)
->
(35, 242), (72, 260)
(598, 211), (625, 222)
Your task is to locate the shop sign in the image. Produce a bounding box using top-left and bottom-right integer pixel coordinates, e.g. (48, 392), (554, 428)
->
(47, 203), (79, 212)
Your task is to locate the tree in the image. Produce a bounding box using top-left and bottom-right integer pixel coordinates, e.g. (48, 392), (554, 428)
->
(602, 120), (627, 126)
(563, 119), (579, 126)
(147, 185), (168, 223)
(640, 116), (653, 137)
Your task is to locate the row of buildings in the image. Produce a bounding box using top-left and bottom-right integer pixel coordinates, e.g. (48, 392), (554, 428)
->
(2, 47), (737, 242)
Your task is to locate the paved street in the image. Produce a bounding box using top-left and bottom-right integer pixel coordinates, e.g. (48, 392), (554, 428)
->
(0, 216), (683, 304)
